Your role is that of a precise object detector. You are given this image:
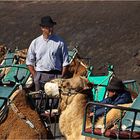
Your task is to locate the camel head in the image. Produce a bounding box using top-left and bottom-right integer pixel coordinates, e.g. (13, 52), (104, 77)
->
(44, 76), (93, 97)
(44, 76), (93, 112)
(60, 76), (93, 94)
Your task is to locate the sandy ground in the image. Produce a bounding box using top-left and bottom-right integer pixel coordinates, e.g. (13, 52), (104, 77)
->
(0, 1), (139, 83)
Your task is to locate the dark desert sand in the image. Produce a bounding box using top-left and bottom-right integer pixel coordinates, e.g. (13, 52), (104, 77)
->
(0, 1), (139, 84)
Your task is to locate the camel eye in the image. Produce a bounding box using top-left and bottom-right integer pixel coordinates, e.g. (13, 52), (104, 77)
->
(62, 85), (66, 88)
(65, 82), (71, 88)
(62, 82), (70, 88)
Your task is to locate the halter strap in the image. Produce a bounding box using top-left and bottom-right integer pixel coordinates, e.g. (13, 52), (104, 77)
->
(59, 77), (89, 96)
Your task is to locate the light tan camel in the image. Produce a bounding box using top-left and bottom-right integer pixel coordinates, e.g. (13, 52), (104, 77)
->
(95, 103), (132, 130)
(0, 89), (48, 139)
(0, 45), (27, 64)
(45, 76), (95, 140)
(58, 76), (93, 140)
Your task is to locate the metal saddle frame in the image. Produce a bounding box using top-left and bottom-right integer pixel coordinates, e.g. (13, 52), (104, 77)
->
(82, 80), (140, 139)
(0, 48), (18, 66)
(87, 65), (114, 102)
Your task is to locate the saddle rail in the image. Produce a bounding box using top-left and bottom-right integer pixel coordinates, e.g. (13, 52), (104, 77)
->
(82, 101), (140, 139)
(0, 48), (19, 66)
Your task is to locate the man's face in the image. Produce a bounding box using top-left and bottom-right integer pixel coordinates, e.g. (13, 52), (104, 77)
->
(108, 90), (116, 97)
(41, 26), (53, 37)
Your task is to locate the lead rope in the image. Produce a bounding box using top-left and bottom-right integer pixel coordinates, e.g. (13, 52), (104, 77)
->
(9, 100), (41, 139)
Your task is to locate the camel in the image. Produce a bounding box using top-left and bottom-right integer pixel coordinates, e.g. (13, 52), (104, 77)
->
(0, 45), (27, 65)
(0, 89), (48, 139)
(95, 103), (132, 131)
(44, 76), (94, 140)
(57, 76), (93, 140)
(0, 47), (49, 139)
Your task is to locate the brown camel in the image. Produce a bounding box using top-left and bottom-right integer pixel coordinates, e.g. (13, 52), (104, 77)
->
(0, 89), (48, 139)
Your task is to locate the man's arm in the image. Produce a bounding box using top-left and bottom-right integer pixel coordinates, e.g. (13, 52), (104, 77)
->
(27, 65), (36, 77)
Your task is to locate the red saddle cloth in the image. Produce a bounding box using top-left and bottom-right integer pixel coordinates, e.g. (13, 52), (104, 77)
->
(85, 127), (140, 139)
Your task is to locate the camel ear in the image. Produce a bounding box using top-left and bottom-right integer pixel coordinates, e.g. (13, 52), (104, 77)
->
(80, 76), (94, 88)
(80, 76), (88, 81)
(79, 77), (93, 92)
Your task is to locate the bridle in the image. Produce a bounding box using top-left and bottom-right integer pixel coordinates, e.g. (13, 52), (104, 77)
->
(57, 78), (92, 111)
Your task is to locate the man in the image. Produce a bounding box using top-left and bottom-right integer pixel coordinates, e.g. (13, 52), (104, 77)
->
(26, 16), (69, 91)
(90, 77), (133, 119)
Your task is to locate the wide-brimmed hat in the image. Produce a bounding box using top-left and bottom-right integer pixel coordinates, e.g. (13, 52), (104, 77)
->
(107, 77), (126, 91)
(39, 16), (56, 27)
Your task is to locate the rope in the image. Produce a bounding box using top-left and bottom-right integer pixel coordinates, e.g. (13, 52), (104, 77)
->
(59, 88), (77, 96)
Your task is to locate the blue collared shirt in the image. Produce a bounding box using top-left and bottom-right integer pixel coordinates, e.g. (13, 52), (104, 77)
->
(26, 34), (69, 71)
(90, 91), (133, 119)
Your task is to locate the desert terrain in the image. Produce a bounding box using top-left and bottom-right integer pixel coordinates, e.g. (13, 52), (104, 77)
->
(0, 1), (139, 84)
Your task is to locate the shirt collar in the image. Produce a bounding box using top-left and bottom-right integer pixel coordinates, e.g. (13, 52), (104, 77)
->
(42, 34), (54, 42)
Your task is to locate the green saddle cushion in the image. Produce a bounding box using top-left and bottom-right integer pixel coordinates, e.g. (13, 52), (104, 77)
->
(2, 64), (30, 85)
